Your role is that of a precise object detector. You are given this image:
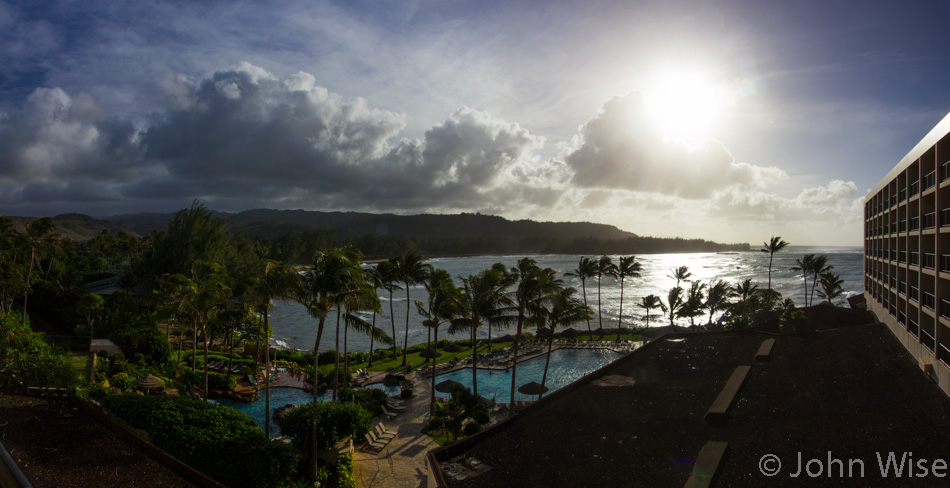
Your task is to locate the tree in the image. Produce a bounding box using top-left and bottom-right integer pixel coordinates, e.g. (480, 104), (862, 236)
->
(508, 259), (560, 415)
(429, 386), (490, 441)
(734, 279), (758, 303)
(614, 256), (642, 342)
(414, 267), (460, 419)
(292, 248), (360, 480)
(704, 279), (735, 326)
(376, 260), (401, 360)
(762, 236), (789, 293)
(664, 287), (684, 327)
(792, 254), (815, 306)
(247, 260), (296, 438)
(393, 251), (428, 366)
(190, 261), (231, 400)
(594, 255), (618, 329)
(20, 217), (57, 325)
(818, 271), (845, 304)
(678, 281), (706, 327)
(535, 287), (591, 397)
(565, 257), (597, 335)
(449, 267), (515, 396)
(638, 294), (665, 329)
(809, 255), (833, 307)
(669, 265), (692, 289)
(338, 263), (389, 396)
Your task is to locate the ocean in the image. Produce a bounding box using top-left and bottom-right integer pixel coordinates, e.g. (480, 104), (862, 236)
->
(267, 246), (863, 353)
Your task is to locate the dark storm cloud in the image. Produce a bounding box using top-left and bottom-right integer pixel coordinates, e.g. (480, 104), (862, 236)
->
(565, 93), (785, 198)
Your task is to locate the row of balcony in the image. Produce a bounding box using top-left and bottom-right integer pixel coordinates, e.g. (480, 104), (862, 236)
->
(866, 161), (950, 218)
(872, 287), (950, 366)
(864, 250), (950, 270)
(864, 210), (950, 237)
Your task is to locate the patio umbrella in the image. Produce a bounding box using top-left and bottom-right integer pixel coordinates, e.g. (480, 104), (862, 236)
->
(133, 374), (165, 393)
(560, 328), (578, 338)
(444, 344), (465, 353)
(517, 381), (549, 395)
(419, 348), (441, 359)
(495, 334), (515, 343)
(435, 379), (467, 393)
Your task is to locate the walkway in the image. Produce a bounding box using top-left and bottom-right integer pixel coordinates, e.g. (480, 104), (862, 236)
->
(354, 374), (437, 488)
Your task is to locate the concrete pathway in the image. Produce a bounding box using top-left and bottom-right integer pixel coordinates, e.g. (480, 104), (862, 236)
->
(354, 375), (437, 488)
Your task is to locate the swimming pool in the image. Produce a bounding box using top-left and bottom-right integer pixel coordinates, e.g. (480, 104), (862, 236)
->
(432, 348), (622, 402)
(214, 387), (330, 438)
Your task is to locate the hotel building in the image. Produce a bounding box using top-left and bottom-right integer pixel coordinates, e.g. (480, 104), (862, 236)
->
(865, 112), (950, 397)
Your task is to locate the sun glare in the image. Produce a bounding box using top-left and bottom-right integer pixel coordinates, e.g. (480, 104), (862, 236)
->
(642, 70), (724, 143)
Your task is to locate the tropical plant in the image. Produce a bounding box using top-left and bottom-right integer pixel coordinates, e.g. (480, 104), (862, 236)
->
(509, 260), (561, 411)
(565, 257), (597, 335)
(818, 271), (845, 304)
(338, 266), (389, 395)
(638, 294), (665, 329)
(429, 386), (490, 441)
(792, 254), (815, 306)
(677, 281), (706, 327)
(704, 279), (736, 326)
(414, 267), (460, 419)
(19, 217), (57, 325)
(809, 255), (833, 307)
(734, 278), (758, 303)
(393, 251), (428, 366)
(449, 267), (516, 396)
(762, 235), (790, 293)
(376, 260), (401, 360)
(664, 287), (684, 327)
(594, 255), (618, 329)
(668, 265), (692, 288)
(614, 256), (642, 341)
(534, 287), (592, 396)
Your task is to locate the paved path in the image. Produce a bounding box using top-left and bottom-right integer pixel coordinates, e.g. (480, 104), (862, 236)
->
(354, 375), (438, 488)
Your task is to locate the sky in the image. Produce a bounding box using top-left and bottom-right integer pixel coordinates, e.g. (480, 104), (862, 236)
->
(2, 0), (950, 246)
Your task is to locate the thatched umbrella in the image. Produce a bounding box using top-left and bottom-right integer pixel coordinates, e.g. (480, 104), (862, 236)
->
(536, 327), (552, 337)
(435, 379), (466, 394)
(593, 327), (608, 337)
(495, 334), (515, 343)
(444, 344), (465, 353)
(133, 374), (165, 394)
(517, 381), (549, 396)
(560, 328), (578, 338)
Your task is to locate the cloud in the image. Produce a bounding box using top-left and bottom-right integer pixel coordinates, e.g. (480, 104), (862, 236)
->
(564, 93), (787, 198)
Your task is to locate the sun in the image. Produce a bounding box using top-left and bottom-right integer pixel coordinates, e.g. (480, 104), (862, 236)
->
(641, 69), (724, 143)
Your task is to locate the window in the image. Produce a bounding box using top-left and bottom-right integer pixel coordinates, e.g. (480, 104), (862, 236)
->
(908, 319), (919, 335)
(925, 212), (936, 229)
(939, 343), (950, 367)
(910, 180), (920, 195)
(925, 253), (936, 269)
(942, 161), (950, 181)
(924, 171), (936, 190)
(910, 286), (919, 301)
(942, 208), (950, 227)
(922, 329), (936, 351)
(923, 291), (936, 310)
(910, 216), (920, 231)
(942, 299), (950, 319)
(910, 252), (920, 266)
(900, 188), (908, 201)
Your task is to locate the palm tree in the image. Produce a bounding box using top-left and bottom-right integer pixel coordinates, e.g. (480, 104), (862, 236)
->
(614, 256), (642, 342)
(189, 261), (231, 400)
(565, 257), (597, 335)
(414, 267), (460, 419)
(638, 294), (665, 329)
(664, 287), (685, 327)
(509, 259), (560, 414)
(535, 287), (592, 398)
(247, 260), (296, 438)
(292, 248), (358, 479)
(429, 386), (490, 441)
(669, 265), (692, 288)
(762, 236), (790, 293)
(809, 255), (833, 307)
(449, 267), (516, 397)
(364, 266), (386, 367)
(329, 248), (370, 401)
(704, 279), (736, 326)
(595, 256), (618, 329)
(792, 254), (815, 306)
(818, 271), (845, 304)
(678, 281), (706, 327)
(393, 251), (428, 366)
(377, 260), (401, 361)
(734, 278), (758, 303)
(19, 217), (57, 325)
(339, 273), (388, 395)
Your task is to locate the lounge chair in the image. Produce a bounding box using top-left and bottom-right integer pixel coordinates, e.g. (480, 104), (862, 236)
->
(387, 402), (406, 412)
(381, 405), (400, 418)
(364, 433), (385, 451)
(374, 423), (396, 441)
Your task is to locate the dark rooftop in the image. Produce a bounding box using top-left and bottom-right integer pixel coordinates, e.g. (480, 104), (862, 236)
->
(429, 311), (950, 487)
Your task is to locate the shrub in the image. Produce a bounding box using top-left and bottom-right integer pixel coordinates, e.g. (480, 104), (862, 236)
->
(101, 394), (297, 487)
(277, 401), (372, 466)
(333, 452), (356, 488)
(110, 326), (172, 366)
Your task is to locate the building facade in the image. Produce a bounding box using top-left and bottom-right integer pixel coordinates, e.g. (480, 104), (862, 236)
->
(865, 112), (950, 397)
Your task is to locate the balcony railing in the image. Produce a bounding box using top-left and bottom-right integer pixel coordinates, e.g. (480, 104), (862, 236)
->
(943, 209), (950, 227)
(922, 329), (936, 351)
(925, 253), (936, 269)
(940, 343), (950, 367)
(899, 221), (907, 233)
(908, 319), (919, 335)
(899, 281), (907, 294)
(910, 286), (919, 301)
(910, 180), (920, 195)
(923, 292), (936, 310)
(925, 212), (937, 229)
(900, 188), (908, 201)
(899, 311), (907, 325)
(910, 252), (920, 266)
(890, 222), (898, 234)
(942, 161), (950, 181)
(910, 216), (920, 231)
(899, 250), (907, 263)
(941, 299), (950, 318)
(943, 254), (950, 272)
(924, 171), (937, 191)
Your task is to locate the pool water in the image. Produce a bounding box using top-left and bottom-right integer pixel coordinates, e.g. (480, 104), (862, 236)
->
(214, 387), (330, 438)
(432, 348), (622, 402)
(365, 382), (402, 396)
